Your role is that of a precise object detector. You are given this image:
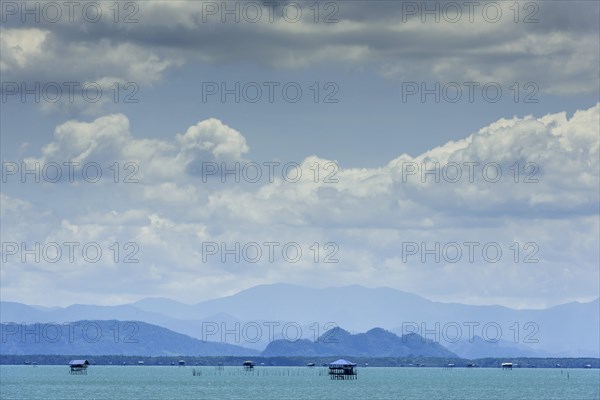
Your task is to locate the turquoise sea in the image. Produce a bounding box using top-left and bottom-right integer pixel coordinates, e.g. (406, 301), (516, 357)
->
(1, 365), (598, 400)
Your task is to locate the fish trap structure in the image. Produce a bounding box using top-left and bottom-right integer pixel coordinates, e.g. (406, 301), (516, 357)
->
(328, 359), (357, 380)
(191, 367), (327, 378)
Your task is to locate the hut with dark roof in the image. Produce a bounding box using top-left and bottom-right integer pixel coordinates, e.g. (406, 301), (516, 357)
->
(69, 359), (90, 375)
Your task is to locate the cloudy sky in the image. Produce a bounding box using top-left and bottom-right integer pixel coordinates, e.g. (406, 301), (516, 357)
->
(1, 0), (599, 308)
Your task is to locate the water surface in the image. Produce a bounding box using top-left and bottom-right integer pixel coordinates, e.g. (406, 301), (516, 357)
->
(1, 365), (598, 399)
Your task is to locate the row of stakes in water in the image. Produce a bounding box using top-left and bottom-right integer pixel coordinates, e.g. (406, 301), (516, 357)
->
(192, 367), (328, 377)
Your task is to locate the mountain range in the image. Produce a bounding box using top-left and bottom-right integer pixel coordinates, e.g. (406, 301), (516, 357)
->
(1, 284), (598, 357)
(262, 327), (456, 358)
(0, 321), (455, 358)
(0, 320), (257, 356)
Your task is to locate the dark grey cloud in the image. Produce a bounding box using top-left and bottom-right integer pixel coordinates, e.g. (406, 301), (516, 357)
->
(2, 0), (598, 97)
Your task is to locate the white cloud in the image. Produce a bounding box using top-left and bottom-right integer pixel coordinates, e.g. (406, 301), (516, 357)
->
(1, 27), (171, 84)
(25, 114), (249, 183)
(2, 103), (598, 307)
(176, 118), (249, 162)
(1, 26), (173, 114)
(0, 28), (48, 71)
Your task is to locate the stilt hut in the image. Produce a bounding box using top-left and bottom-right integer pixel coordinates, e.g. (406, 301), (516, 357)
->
(69, 360), (90, 374)
(243, 360), (254, 370)
(328, 359), (357, 380)
(502, 362), (513, 370)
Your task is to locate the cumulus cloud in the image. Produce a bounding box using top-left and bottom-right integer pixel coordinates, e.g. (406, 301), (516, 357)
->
(2, 103), (598, 306)
(24, 114), (249, 183)
(176, 118), (249, 163)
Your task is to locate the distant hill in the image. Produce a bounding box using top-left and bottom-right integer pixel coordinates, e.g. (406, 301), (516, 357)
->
(133, 284), (600, 356)
(0, 320), (258, 357)
(261, 327), (457, 358)
(2, 284), (598, 356)
(0, 302), (255, 348)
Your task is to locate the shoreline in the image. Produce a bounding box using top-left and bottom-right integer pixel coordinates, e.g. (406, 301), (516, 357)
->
(2, 355), (598, 369)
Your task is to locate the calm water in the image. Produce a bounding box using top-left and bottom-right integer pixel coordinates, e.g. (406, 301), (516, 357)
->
(1, 365), (598, 400)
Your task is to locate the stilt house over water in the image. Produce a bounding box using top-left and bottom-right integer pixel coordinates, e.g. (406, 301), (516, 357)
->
(328, 359), (357, 380)
(69, 360), (90, 375)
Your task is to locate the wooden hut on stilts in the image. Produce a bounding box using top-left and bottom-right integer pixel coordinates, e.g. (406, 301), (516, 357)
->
(328, 359), (357, 380)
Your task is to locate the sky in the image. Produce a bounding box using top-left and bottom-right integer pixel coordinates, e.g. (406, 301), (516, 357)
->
(1, 0), (599, 309)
